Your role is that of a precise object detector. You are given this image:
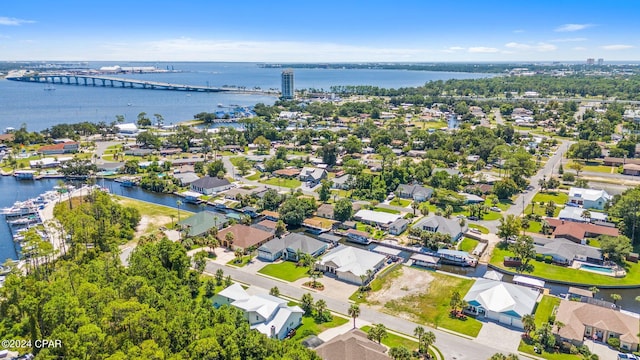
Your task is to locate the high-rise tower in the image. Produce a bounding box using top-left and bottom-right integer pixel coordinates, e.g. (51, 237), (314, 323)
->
(281, 69), (294, 100)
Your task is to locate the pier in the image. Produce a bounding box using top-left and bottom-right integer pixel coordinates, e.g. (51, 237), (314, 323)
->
(6, 73), (272, 94)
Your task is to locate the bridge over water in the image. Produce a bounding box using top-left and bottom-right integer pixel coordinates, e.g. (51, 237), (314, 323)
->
(6, 73), (273, 95)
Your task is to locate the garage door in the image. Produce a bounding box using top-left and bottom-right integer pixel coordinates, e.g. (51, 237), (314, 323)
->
(499, 315), (512, 326)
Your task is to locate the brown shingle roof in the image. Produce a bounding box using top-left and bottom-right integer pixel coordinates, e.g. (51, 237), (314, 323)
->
(216, 224), (274, 250)
(315, 329), (390, 360)
(556, 300), (639, 345)
(545, 218), (619, 242)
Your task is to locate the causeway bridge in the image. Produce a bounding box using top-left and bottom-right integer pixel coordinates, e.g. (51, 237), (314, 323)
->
(6, 73), (273, 94)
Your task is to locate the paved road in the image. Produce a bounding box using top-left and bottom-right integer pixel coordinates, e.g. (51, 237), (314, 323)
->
(204, 261), (509, 360)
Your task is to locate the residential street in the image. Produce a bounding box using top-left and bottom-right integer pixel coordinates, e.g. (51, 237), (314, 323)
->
(203, 260), (521, 360)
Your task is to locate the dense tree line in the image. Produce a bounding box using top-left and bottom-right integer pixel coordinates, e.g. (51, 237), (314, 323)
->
(0, 194), (319, 359)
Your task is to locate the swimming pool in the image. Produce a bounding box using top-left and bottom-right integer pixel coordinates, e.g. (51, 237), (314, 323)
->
(580, 264), (614, 274)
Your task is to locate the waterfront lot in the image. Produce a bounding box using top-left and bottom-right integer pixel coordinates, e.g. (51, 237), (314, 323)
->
(259, 177), (302, 188)
(113, 196), (189, 235)
(490, 242), (640, 286)
(353, 265), (482, 337)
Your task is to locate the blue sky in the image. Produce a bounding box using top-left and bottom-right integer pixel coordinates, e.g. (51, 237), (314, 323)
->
(1, 0), (639, 62)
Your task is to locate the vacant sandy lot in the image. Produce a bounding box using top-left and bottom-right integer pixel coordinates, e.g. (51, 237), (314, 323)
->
(135, 215), (172, 237)
(367, 266), (434, 305)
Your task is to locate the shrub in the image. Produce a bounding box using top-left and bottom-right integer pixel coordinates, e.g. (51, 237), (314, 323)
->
(607, 337), (620, 348)
(562, 173), (575, 182)
(544, 255), (553, 264)
(569, 345), (579, 354)
(535, 253), (544, 262)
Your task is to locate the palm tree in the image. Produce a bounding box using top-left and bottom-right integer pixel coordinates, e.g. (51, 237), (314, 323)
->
(414, 326), (425, 352)
(589, 286), (599, 298)
(581, 210), (591, 223)
(225, 231), (235, 248)
(611, 293), (622, 305)
(348, 304), (360, 329)
(522, 314), (536, 338)
(176, 199), (183, 222)
(367, 323), (387, 344)
(314, 299), (327, 319)
(234, 248), (243, 263)
(421, 331), (436, 356)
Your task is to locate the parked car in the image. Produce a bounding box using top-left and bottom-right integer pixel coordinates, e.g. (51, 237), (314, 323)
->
(618, 354), (639, 360)
(490, 206), (501, 212)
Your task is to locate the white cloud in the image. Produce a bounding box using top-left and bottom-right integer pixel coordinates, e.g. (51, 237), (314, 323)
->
(572, 46), (587, 51)
(504, 42), (557, 52)
(468, 46), (499, 53)
(442, 46), (464, 53)
(0, 16), (35, 26)
(602, 44), (634, 50)
(550, 37), (587, 43)
(555, 23), (593, 32)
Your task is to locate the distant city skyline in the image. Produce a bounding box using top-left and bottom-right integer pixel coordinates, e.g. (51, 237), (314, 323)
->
(1, 0), (639, 62)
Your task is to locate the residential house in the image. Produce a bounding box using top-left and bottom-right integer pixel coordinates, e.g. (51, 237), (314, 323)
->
(353, 209), (402, 229)
(274, 168), (301, 178)
(533, 237), (602, 265)
(302, 216), (337, 234)
(463, 278), (539, 329)
(568, 187), (611, 210)
(432, 167), (461, 177)
(299, 167), (327, 185)
(216, 224), (274, 252)
(544, 218), (619, 245)
(190, 176), (233, 195)
(388, 218), (409, 235)
(261, 210), (280, 222)
(173, 172), (200, 186)
(395, 184), (433, 202)
(314, 328), (391, 360)
(316, 245), (386, 285)
(258, 233), (328, 262)
(252, 219), (279, 234)
(460, 192), (484, 204)
(224, 186), (268, 201)
(331, 174), (351, 190)
(412, 215), (468, 242)
(345, 229), (371, 245)
(555, 300), (639, 352)
(37, 142), (79, 155)
(623, 163), (640, 176)
(212, 283), (304, 340)
(178, 211), (228, 237)
(557, 206), (608, 224)
(316, 203), (335, 220)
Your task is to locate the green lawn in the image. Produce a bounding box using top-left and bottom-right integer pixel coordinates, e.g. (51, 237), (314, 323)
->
(226, 256), (252, 267)
(113, 196), (191, 232)
(532, 191), (569, 205)
(245, 171), (262, 181)
(533, 295), (560, 328)
(527, 221), (542, 234)
(525, 203), (560, 218)
(468, 224), (489, 234)
(287, 315), (349, 342)
(260, 177), (302, 188)
(229, 156), (245, 167)
(389, 198), (411, 207)
(359, 325), (437, 358)
(356, 266), (482, 337)
(258, 261), (310, 282)
(490, 242), (640, 285)
(373, 207), (401, 215)
(458, 237), (480, 252)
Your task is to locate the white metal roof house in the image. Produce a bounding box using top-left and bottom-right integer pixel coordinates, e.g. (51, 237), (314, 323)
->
(463, 278), (539, 329)
(317, 245), (386, 285)
(412, 215), (468, 242)
(353, 209), (402, 228)
(568, 187), (611, 210)
(213, 283), (304, 340)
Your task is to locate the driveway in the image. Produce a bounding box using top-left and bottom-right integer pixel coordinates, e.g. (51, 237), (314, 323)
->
(473, 321), (523, 355)
(290, 273), (359, 302)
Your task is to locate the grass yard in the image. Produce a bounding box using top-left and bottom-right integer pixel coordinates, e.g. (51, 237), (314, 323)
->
(228, 156), (245, 167)
(458, 237), (480, 252)
(245, 171), (262, 181)
(525, 203), (560, 218)
(468, 224), (489, 234)
(526, 221), (542, 234)
(359, 266), (482, 337)
(287, 315), (348, 342)
(389, 198), (411, 207)
(226, 255), (252, 267)
(490, 242), (640, 286)
(113, 196), (190, 233)
(373, 207), (401, 215)
(360, 325), (437, 358)
(533, 295), (560, 328)
(258, 261), (311, 282)
(532, 191), (569, 205)
(260, 177), (302, 188)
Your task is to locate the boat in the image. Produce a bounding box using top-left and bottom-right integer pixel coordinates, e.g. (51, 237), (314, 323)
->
(44, 84), (56, 91)
(217, 103), (224, 108)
